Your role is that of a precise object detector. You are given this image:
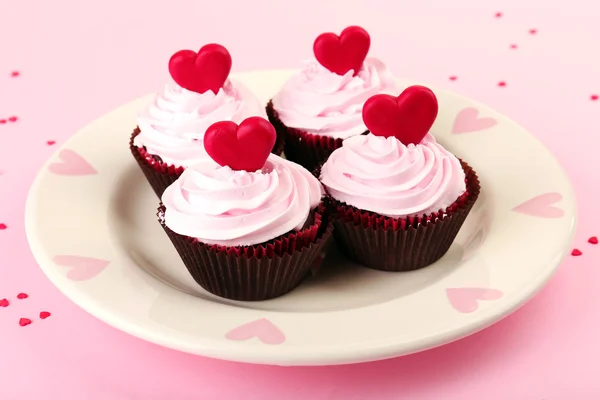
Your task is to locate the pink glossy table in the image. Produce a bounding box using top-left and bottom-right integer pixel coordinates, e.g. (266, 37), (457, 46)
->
(0, 0), (597, 398)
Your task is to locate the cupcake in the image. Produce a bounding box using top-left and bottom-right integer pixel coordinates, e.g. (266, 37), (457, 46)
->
(267, 25), (398, 172)
(319, 86), (480, 271)
(159, 116), (333, 301)
(131, 43), (277, 198)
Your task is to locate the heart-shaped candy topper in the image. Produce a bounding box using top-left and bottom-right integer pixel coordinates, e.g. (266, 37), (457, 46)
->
(313, 26), (370, 76)
(204, 117), (276, 172)
(362, 85), (439, 145)
(168, 43), (232, 94)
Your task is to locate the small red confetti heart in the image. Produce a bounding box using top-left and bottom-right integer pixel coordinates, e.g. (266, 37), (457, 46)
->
(498, 81), (506, 87)
(572, 249), (583, 256)
(495, 12), (502, 18)
(204, 117), (277, 172)
(10, 71), (20, 77)
(47, 140), (56, 146)
(510, 44), (518, 49)
(313, 26), (370, 76)
(8, 116), (18, 123)
(588, 236), (598, 244)
(19, 318), (32, 327)
(39, 311), (51, 319)
(0, 299), (9, 307)
(0, 223), (7, 230)
(0, 119), (6, 124)
(362, 85), (439, 146)
(16, 293), (28, 299)
(591, 95), (598, 101)
(168, 43), (232, 94)
(449, 76), (457, 81)
(529, 29), (537, 35)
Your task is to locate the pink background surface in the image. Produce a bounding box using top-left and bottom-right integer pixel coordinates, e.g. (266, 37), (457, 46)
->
(0, 0), (598, 398)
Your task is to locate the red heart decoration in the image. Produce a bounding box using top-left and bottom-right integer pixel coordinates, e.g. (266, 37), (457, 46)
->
(362, 85), (439, 145)
(204, 117), (276, 172)
(313, 26), (370, 76)
(168, 43), (232, 94)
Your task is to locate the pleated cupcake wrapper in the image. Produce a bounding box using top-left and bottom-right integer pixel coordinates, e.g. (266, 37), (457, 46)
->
(158, 202), (334, 301)
(129, 128), (184, 198)
(329, 161), (481, 272)
(266, 100), (349, 173)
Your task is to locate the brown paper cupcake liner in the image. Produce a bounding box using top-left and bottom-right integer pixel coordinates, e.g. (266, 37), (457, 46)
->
(266, 100), (365, 173)
(129, 128), (184, 198)
(158, 202), (334, 301)
(329, 161), (481, 272)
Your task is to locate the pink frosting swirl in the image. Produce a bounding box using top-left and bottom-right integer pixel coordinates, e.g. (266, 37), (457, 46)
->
(134, 79), (266, 168)
(271, 58), (398, 140)
(320, 133), (467, 218)
(161, 155), (324, 246)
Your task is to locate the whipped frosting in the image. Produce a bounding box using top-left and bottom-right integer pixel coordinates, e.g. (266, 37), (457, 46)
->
(320, 133), (466, 218)
(162, 155), (324, 246)
(135, 79), (267, 168)
(271, 58), (397, 140)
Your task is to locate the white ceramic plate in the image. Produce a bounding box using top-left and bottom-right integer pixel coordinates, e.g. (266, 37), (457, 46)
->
(25, 70), (576, 366)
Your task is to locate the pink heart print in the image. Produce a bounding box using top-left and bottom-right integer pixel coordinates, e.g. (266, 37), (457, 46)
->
(452, 107), (498, 134)
(225, 318), (286, 345)
(512, 192), (564, 218)
(48, 149), (97, 175)
(447, 288), (503, 313)
(53, 255), (109, 281)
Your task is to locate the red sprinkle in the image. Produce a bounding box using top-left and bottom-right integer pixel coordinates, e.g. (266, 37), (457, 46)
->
(19, 318), (32, 327)
(10, 71), (20, 77)
(47, 140), (56, 146)
(0, 120), (6, 124)
(591, 95), (598, 101)
(0, 299), (9, 307)
(529, 29), (537, 35)
(16, 293), (28, 299)
(0, 224), (7, 230)
(495, 12), (502, 18)
(572, 249), (583, 256)
(498, 81), (507, 87)
(588, 236), (598, 244)
(510, 44), (518, 49)
(39, 311), (51, 319)
(449, 76), (457, 81)
(8, 116), (18, 123)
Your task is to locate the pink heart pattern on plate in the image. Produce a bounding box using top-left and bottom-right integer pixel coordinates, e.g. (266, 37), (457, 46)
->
(452, 107), (498, 134)
(512, 192), (564, 218)
(48, 149), (97, 176)
(447, 288), (503, 313)
(225, 318), (286, 345)
(53, 255), (109, 281)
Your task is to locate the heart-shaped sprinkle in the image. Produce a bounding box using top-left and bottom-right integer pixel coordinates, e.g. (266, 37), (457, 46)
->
(572, 249), (583, 256)
(39, 311), (51, 319)
(0, 299), (9, 307)
(313, 26), (370, 76)
(168, 43), (232, 95)
(204, 117), (276, 172)
(0, 223), (6, 230)
(16, 293), (28, 299)
(19, 318), (32, 327)
(589, 236), (598, 244)
(362, 85), (438, 145)
(47, 140), (56, 146)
